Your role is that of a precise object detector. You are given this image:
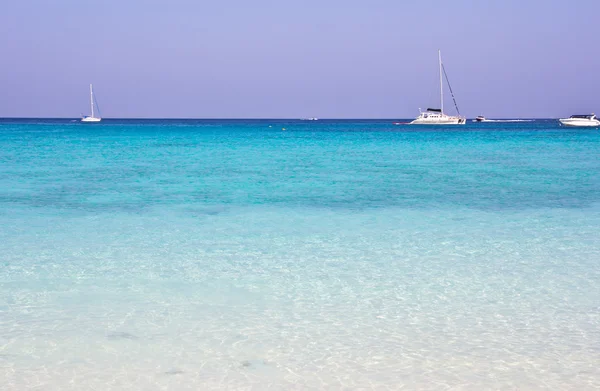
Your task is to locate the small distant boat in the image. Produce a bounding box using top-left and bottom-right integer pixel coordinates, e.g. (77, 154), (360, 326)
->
(81, 84), (101, 123)
(559, 114), (600, 127)
(409, 50), (466, 125)
(472, 117), (532, 123)
(301, 117), (319, 121)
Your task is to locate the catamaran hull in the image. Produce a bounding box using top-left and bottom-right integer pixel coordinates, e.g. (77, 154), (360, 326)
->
(409, 117), (466, 125)
(559, 119), (600, 127)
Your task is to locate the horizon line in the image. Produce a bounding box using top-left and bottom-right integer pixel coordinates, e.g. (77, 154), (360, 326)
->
(0, 116), (559, 120)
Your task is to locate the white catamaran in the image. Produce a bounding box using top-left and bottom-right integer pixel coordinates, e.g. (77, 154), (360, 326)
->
(81, 84), (101, 123)
(410, 51), (466, 125)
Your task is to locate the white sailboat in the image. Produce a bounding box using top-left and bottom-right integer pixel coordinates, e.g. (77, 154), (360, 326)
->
(410, 51), (466, 125)
(81, 84), (101, 123)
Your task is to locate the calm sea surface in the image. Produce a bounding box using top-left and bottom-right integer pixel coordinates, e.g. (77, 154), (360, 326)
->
(1, 119), (599, 390)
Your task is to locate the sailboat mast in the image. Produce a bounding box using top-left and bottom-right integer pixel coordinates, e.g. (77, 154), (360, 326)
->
(439, 50), (443, 115)
(90, 84), (94, 118)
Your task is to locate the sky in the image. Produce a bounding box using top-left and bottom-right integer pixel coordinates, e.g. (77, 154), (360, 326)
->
(0, 0), (599, 118)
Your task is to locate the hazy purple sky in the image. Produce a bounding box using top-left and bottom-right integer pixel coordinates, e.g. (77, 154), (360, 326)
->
(1, 0), (599, 118)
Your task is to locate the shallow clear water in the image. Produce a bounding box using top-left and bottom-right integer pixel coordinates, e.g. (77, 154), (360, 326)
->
(1, 119), (599, 390)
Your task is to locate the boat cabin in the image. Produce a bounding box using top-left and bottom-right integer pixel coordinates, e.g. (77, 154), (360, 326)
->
(569, 114), (596, 120)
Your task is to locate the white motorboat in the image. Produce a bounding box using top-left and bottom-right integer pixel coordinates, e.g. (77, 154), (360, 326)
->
(475, 115), (486, 122)
(559, 114), (600, 127)
(81, 84), (101, 123)
(410, 51), (466, 125)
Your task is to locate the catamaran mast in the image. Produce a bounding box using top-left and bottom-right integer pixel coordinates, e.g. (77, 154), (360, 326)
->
(439, 50), (443, 115)
(442, 63), (461, 117)
(90, 84), (94, 118)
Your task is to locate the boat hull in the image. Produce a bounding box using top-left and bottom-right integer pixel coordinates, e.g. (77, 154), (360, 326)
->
(559, 119), (600, 127)
(409, 116), (466, 125)
(81, 117), (101, 123)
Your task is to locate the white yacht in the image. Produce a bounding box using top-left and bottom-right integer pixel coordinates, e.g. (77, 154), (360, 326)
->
(410, 51), (466, 125)
(559, 114), (600, 127)
(81, 84), (101, 123)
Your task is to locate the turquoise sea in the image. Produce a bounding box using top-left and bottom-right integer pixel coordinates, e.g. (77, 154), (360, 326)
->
(1, 119), (599, 390)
